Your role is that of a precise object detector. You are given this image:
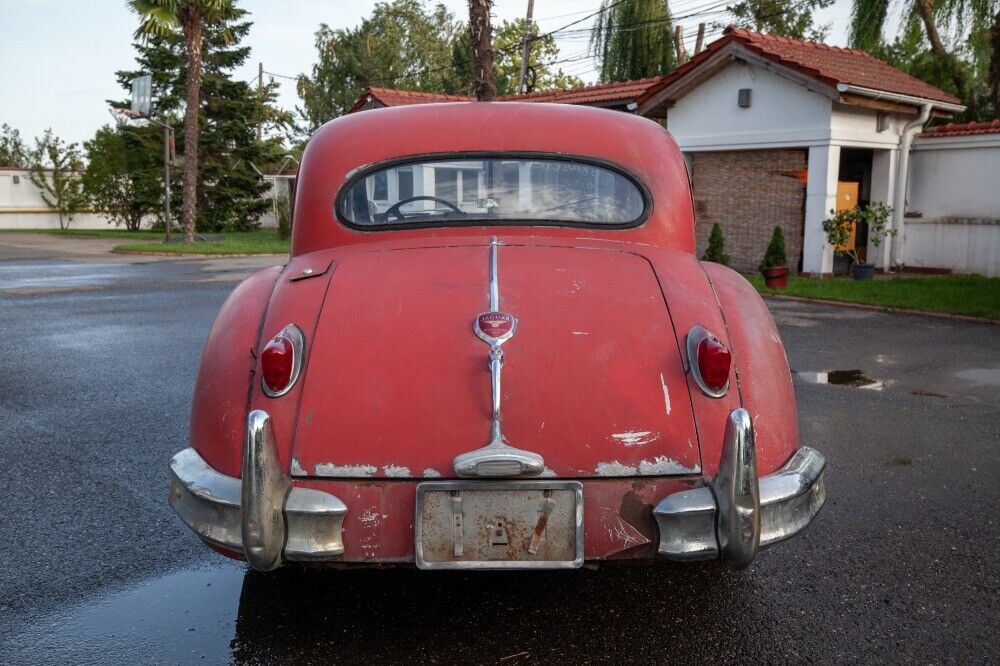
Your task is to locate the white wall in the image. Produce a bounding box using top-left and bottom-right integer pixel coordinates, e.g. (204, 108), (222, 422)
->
(902, 133), (1000, 275)
(0, 168), (115, 230)
(830, 103), (906, 149)
(666, 61), (833, 151)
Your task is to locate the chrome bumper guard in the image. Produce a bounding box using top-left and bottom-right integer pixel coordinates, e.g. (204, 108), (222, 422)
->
(654, 409), (826, 567)
(169, 410), (347, 571)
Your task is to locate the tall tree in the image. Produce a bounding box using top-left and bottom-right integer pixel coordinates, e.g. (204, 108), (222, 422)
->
(28, 130), (86, 230)
(117, 5), (290, 231)
(725, 0), (833, 41)
(590, 0), (676, 82)
(0, 124), (28, 168)
(297, 1), (458, 130)
(82, 126), (162, 231)
(448, 19), (584, 96)
(469, 0), (496, 100)
(129, 0), (237, 243)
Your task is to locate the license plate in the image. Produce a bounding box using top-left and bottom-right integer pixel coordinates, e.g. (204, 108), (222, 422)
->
(414, 480), (584, 569)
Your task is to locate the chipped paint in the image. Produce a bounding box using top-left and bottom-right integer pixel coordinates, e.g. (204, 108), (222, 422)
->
(383, 464), (411, 477)
(359, 508), (381, 526)
(290, 457), (307, 476)
(571, 331), (589, 336)
(539, 466), (558, 477)
(659, 373), (671, 415)
(313, 463), (377, 478)
(422, 468), (442, 478)
(612, 431), (660, 447)
(596, 457), (700, 476)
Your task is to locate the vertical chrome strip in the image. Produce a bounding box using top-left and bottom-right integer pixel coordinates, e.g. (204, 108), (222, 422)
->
(489, 236), (500, 311)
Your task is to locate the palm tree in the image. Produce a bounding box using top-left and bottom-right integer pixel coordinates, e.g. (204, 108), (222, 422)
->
(129, 0), (235, 244)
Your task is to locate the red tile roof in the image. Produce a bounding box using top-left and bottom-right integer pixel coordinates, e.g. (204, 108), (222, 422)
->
(348, 87), (472, 113)
(920, 119), (1000, 138)
(640, 26), (961, 107)
(501, 77), (662, 105)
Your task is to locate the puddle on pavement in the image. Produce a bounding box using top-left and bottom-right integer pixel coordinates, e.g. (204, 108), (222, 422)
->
(796, 369), (883, 391)
(954, 367), (1000, 387)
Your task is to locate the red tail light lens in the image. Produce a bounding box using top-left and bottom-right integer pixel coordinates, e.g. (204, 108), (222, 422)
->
(260, 324), (304, 397)
(697, 336), (732, 392)
(261, 336), (294, 393)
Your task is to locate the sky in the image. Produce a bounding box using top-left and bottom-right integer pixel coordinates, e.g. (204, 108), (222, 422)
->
(0, 0), (862, 147)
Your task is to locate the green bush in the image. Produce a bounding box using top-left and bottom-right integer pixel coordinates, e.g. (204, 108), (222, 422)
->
(760, 226), (788, 270)
(701, 223), (729, 265)
(276, 195), (292, 241)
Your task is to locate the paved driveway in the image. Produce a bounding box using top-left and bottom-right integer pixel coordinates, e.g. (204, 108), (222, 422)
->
(0, 252), (997, 664)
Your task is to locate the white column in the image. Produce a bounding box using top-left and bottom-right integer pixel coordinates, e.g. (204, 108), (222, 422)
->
(802, 144), (841, 276)
(869, 148), (897, 269)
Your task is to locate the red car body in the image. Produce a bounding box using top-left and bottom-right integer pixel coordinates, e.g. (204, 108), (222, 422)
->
(170, 103), (825, 571)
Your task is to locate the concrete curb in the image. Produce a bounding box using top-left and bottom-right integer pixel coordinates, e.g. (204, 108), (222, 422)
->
(111, 250), (289, 258)
(763, 293), (1000, 325)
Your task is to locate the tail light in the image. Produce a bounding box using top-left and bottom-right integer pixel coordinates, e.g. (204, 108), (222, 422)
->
(260, 324), (305, 397)
(687, 324), (731, 397)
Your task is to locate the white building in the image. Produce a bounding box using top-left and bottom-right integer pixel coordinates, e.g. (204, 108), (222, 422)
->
(0, 167), (112, 230)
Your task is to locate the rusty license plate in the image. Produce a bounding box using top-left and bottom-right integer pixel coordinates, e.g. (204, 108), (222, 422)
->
(414, 481), (583, 569)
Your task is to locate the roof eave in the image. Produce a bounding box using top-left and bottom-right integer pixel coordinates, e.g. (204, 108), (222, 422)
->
(834, 84), (965, 114)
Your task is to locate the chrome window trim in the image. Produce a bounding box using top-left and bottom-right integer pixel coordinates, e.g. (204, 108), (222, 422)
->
(685, 323), (730, 399)
(261, 323), (305, 398)
(414, 479), (584, 570)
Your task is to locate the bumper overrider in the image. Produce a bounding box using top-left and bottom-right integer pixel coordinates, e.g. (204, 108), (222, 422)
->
(169, 408), (825, 571)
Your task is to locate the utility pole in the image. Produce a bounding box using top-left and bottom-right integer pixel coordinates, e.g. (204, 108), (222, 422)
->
(469, 0), (496, 101)
(257, 61), (264, 141)
(675, 25), (688, 64)
(694, 23), (706, 55)
(517, 0), (535, 95)
(163, 123), (173, 243)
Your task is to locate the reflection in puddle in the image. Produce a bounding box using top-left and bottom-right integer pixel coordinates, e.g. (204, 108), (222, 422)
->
(954, 367), (1000, 387)
(796, 369), (883, 390)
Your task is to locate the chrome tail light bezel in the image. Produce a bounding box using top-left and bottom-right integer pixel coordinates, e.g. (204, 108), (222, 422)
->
(260, 324), (305, 398)
(686, 323), (731, 398)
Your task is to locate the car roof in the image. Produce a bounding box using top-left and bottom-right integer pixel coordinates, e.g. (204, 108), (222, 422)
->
(292, 102), (695, 256)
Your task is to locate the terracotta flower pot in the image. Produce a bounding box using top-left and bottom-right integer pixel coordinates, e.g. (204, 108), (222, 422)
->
(760, 266), (789, 289)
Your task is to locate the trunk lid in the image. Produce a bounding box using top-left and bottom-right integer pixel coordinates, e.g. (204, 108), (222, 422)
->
(291, 243), (700, 478)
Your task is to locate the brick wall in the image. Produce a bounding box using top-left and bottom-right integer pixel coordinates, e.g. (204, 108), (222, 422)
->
(690, 150), (807, 273)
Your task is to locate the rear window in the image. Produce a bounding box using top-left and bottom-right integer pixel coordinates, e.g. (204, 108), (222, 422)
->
(337, 155), (647, 229)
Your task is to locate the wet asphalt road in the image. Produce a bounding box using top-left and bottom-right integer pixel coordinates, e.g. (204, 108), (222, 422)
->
(1, 250), (998, 664)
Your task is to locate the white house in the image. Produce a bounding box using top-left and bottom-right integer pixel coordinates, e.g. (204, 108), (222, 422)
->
(353, 28), (1000, 276)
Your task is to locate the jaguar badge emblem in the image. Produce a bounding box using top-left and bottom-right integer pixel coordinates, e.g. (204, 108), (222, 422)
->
(475, 311), (515, 345)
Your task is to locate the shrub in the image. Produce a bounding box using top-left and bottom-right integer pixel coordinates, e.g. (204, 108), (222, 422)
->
(760, 226), (788, 270)
(701, 223), (729, 265)
(821, 203), (895, 266)
(276, 195), (292, 240)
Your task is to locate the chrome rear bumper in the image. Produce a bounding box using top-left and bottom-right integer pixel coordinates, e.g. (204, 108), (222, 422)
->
(169, 410), (347, 571)
(653, 409), (826, 566)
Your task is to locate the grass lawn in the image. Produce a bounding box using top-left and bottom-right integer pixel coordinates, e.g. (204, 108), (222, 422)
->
(113, 230), (289, 255)
(748, 274), (1000, 320)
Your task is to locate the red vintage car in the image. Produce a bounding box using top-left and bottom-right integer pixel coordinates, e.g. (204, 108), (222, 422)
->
(169, 102), (825, 571)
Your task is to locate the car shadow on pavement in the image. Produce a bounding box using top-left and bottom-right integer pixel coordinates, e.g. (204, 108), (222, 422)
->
(230, 562), (757, 663)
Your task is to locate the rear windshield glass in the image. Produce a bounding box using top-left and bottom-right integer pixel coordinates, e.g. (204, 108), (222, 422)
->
(338, 156), (646, 228)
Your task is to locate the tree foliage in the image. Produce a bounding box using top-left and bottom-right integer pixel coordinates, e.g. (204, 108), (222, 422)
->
(760, 225), (788, 270)
(701, 223), (730, 265)
(117, 4), (291, 232)
(296, 0), (459, 129)
(590, 0), (676, 83)
(0, 124), (28, 168)
(449, 19), (584, 96)
(82, 126), (163, 231)
(725, 0), (833, 41)
(27, 130), (87, 230)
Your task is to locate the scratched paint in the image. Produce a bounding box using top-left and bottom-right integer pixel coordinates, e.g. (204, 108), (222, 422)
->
(611, 431), (660, 447)
(290, 457), (307, 476)
(313, 463), (377, 478)
(595, 457), (700, 477)
(383, 464), (411, 477)
(571, 331), (589, 336)
(659, 373), (671, 415)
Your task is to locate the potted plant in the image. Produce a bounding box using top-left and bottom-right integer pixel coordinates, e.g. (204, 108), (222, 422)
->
(759, 225), (789, 288)
(701, 222), (729, 265)
(822, 202), (895, 281)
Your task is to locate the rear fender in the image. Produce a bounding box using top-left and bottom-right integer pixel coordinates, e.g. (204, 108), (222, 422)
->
(191, 265), (282, 476)
(702, 264), (799, 475)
